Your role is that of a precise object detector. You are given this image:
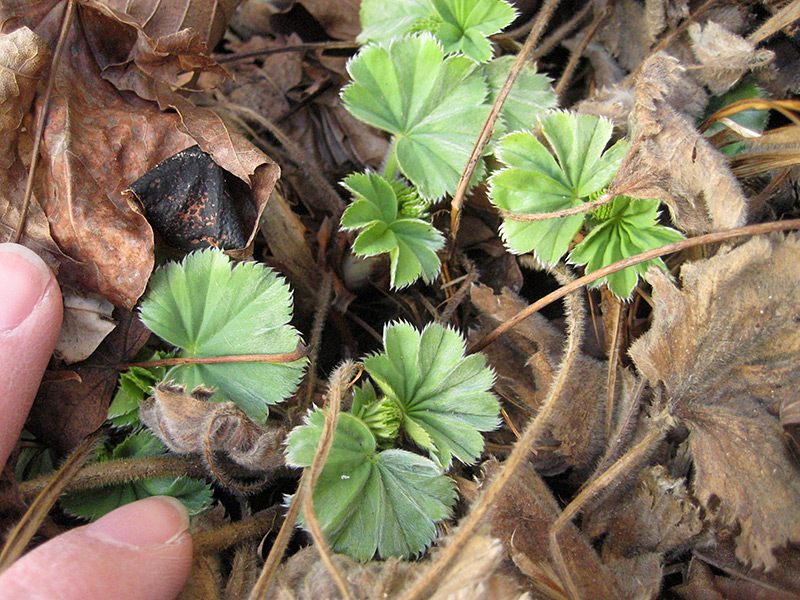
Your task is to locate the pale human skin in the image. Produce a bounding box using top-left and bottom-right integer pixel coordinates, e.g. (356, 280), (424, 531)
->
(0, 243), (193, 600)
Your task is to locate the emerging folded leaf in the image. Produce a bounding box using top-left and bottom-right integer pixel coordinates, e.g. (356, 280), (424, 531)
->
(60, 431), (213, 521)
(285, 410), (455, 561)
(569, 197), (684, 299)
(341, 171), (445, 288)
(139, 249), (307, 424)
(364, 322), (499, 467)
(341, 33), (490, 200)
(489, 111), (627, 264)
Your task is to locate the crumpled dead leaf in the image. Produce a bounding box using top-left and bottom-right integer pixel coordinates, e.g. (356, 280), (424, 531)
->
(687, 21), (774, 95)
(261, 534), (523, 600)
(629, 233), (800, 570)
(609, 52), (748, 234)
(141, 383), (286, 487)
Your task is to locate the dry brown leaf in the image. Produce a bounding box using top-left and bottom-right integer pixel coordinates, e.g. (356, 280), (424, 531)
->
(141, 383), (286, 478)
(53, 292), (116, 364)
(629, 234), (800, 570)
(687, 21), (774, 95)
(261, 534), (522, 600)
(484, 458), (627, 599)
(584, 464), (704, 558)
(672, 558), (799, 600)
(609, 52), (747, 234)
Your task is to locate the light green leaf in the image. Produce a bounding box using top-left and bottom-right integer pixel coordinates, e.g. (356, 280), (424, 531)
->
(139, 249), (307, 424)
(60, 430), (213, 521)
(285, 410), (455, 561)
(342, 33), (490, 200)
(364, 322), (499, 467)
(569, 197), (684, 299)
(359, 0), (517, 63)
(488, 112), (627, 264)
(358, 0), (433, 44)
(341, 172), (445, 288)
(107, 350), (172, 429)
(482, 55), (557, 136)
(429, 0), (517, 61)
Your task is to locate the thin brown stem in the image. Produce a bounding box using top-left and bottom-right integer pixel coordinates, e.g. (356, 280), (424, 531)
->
(122, 343), (309, 370)
(303, 271), (334, 410)
(215, 41), (358, 64)
(499, 192), (613, 222)
(193, 506), (282, 555)
(449, 0), (563, 245)
(18, 454), (207, 501)
(553, 4), (608, 99)
(468, 219), (800, 354)
(603, 296), (623, 437)
(13, 0), (75, 243)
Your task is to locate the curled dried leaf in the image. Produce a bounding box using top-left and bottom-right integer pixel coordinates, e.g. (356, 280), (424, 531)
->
(141, 382), (286, 489)
(609, 52), (747, 234)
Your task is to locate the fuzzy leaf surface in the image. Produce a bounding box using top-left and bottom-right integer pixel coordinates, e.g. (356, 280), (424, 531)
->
(569, 197), (684, 299)
(60, 430), (213, 521)
(285, 410), (455, 561)
(629, 234), (800, 569)
(138, 248), (306, 424)
(364, 322), (499, 467)
(489, 112), (627, 263)
(341, 172), (444, 288)
(341, 33), (490, 200)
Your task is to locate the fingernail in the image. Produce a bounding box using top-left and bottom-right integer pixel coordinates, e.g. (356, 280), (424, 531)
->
(86, 496), (191, 548)
(0, 244), (53, 332)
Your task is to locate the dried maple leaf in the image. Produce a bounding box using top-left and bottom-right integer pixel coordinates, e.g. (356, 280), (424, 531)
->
(609, 52), (747, 235)
(629, 234), (800, 569)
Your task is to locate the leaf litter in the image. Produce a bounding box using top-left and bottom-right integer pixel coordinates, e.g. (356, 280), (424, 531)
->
(3, 0), (800, 599)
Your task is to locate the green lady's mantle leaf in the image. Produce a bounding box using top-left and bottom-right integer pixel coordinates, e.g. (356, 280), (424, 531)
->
(482, 56), (557, 136)
(569, 197), (684, 299)
(60, 431), (213, 521)
(285, 410), (455, 561)
(364, 322), (499, 467)
(359, 0), (517, 63)
(139, 249), (306, 424)
(342, 33), (490, 200)
(489, 111), (627, 264)
(341, 172), (444, 288)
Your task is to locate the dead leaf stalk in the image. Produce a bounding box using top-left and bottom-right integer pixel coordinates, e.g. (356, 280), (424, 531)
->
(498, 191), (614, 222)
(553, 4), (608, 99)
(193, 506), (282, 555)
(303, 271), (334, 410)
(468, 218), (800, 354)
(121, 342), (310, 369)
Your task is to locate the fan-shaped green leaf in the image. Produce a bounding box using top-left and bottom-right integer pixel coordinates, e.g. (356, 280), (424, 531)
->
(569, 197), (684, 299)
(139, 249), (307, 424)
(359, 0), (517, 63)
(482, 55), (557, 136)
(341, 172), (444, 288)
(364, 322), (499, 467)
(341, 33), (490, 200)
(488, 112), (627, 264)
(60, 431), (213, 521)
(285, 409), (455, 561)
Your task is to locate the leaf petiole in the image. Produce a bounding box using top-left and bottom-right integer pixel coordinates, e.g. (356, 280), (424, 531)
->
(120, 342), (309, 370)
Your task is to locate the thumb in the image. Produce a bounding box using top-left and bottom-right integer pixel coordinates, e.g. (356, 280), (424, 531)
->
(0, 496), (193, 600)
